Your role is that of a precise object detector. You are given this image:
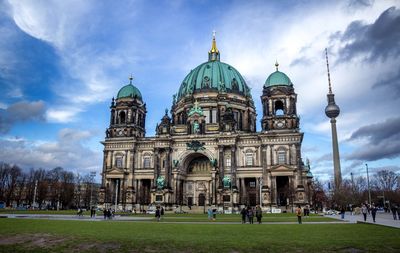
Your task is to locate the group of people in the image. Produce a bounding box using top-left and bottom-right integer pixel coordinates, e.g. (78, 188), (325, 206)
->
(103, 208), (114, 219)
(360, 203), (378, 222)
(240, 205), (263, 224)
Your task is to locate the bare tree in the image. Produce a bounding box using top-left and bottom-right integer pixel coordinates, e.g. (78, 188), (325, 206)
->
(375, 170), (398, 191)
(5, 165), (22, 206)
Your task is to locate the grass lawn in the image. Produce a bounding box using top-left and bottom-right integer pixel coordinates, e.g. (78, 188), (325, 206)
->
(0, 218), (399, 253)
(0, 210), (336, 222)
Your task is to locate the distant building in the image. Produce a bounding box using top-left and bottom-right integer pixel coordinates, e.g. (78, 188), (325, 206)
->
(99, 34), (313, 211)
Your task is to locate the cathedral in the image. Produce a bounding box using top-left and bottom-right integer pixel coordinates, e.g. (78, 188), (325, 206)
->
(99, 34), (313, 211)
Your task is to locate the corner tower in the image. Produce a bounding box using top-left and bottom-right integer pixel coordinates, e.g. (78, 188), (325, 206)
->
(261, 62), (299, 131)
(106, 76), (147, 138)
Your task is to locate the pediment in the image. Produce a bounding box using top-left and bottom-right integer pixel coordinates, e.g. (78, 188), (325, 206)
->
(108, 167), (124, 175)
(270, 165), (294, 171)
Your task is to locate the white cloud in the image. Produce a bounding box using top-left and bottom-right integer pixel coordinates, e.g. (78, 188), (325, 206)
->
(0, 128), (101, 172)
(46, 107), (82, 123)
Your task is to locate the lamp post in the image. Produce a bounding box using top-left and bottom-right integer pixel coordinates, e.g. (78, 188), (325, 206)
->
(365, 164), (371, 206)
(33, 180), (38, 209)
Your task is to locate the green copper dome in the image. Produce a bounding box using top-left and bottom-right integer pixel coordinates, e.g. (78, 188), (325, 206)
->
(177, 61), (251, 100)
(117, 81), (142, 100)
(264, 63), (292, 87)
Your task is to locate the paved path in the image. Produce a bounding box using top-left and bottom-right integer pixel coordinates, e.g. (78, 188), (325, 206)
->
(2, 212), (399, 228)
(325, 211), (400, 229)
(0, 213), (350, 225)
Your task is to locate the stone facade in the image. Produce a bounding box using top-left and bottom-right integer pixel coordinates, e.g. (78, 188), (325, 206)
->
(99, 37), (313, 211)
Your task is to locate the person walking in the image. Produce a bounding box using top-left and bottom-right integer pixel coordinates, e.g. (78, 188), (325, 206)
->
(247, 207), (254, 224)
(370, 203), (377, 223)
(207, 207), (213, 220)
(103, 208), (107, 220)
(340, 206), (345, 219)
(397, 204), (400, 220)
(240, 207), (247, 224)
(361, 204), (368, 222)
(155, 206), (161, 222)
(255, 205), (263, 224)
(390, 204), (397, 220)
(296, 205), (302, 224)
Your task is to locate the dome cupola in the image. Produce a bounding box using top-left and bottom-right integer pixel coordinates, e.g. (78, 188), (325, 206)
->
(264, 62), (292, 87)
(117, 76), (142, 100)
(176, 33), (252, 101)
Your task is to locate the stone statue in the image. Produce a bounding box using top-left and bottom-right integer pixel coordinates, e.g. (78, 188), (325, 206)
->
(156, 176), (165, 190)
(222, 176), (231, 188)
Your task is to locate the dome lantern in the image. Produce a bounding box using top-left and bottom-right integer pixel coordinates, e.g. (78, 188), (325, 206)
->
(208, 31), (220, 62)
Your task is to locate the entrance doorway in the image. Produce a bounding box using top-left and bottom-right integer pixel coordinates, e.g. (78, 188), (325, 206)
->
(276, 176), (289, 206)
(244, 178), (257, 206)
(198, 193), (205, 206)
(139, 179), (151, 205)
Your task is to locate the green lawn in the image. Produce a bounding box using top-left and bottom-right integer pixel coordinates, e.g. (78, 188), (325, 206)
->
(0, 210), (335, 222)
(0, 218), (399, 253)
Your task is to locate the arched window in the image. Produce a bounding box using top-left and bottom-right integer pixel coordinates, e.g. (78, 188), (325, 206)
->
(119, 111), (126, 124)
(274, 100), (284, 116)
(143, 157), (151, 168)
(115, 156), (123, 168)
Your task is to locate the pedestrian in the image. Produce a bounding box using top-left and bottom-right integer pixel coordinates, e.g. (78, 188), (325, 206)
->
(296, 205), (302, 224)
(370, 203), (377, 223)
(103, 208), (107, 219)
(240, 207), (247, 224)
(397, 204), (400, 220)
(212, 208), (217, 220)
(340, 206), (345, 219)
(361, 204), (368, 222)
(207, 207), (213, 220)
(255, 205), (262, 224)
(303, 205), (309, 217)
(155, 206), (161, 222)
(247, 207), (254, 224)
(390, 204), (397, 220)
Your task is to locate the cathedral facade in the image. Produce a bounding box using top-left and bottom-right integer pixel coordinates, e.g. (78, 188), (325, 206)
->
(99, 35), (313, 211)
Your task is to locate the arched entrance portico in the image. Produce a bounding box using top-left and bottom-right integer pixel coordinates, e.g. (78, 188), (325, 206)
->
(175, 152), (216, 206)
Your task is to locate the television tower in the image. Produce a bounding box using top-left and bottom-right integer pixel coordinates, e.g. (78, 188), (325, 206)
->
(324, 48), (342, 189)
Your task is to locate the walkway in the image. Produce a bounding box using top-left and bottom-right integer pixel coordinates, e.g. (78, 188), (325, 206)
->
(326, 211), (400, 229)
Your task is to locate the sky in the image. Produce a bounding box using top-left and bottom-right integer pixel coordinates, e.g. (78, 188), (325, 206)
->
(0, 0), (399, 183)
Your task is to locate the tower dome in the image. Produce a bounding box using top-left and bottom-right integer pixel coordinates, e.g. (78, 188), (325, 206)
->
(117, 77), (142, 100)
(264, 62), (292, 87)
(176, 33), (252, 101)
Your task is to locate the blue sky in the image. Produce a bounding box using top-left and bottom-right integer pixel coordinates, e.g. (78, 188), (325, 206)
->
(1, 0), (399, 183)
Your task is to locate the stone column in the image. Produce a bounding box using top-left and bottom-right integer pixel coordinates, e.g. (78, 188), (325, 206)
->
(255, 177), (259, 205)
(153, 148), (159, 187)
(101, 150), (107, 185)
(218, 146), (224, 186)
(165, 148), (171, 188)
(231, 146), (237, 188)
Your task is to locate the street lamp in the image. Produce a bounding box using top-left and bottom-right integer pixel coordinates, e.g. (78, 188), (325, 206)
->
(365, 164), (371, 206)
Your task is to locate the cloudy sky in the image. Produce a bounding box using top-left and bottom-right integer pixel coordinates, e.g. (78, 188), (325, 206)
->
(0, 0), (399, 182)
